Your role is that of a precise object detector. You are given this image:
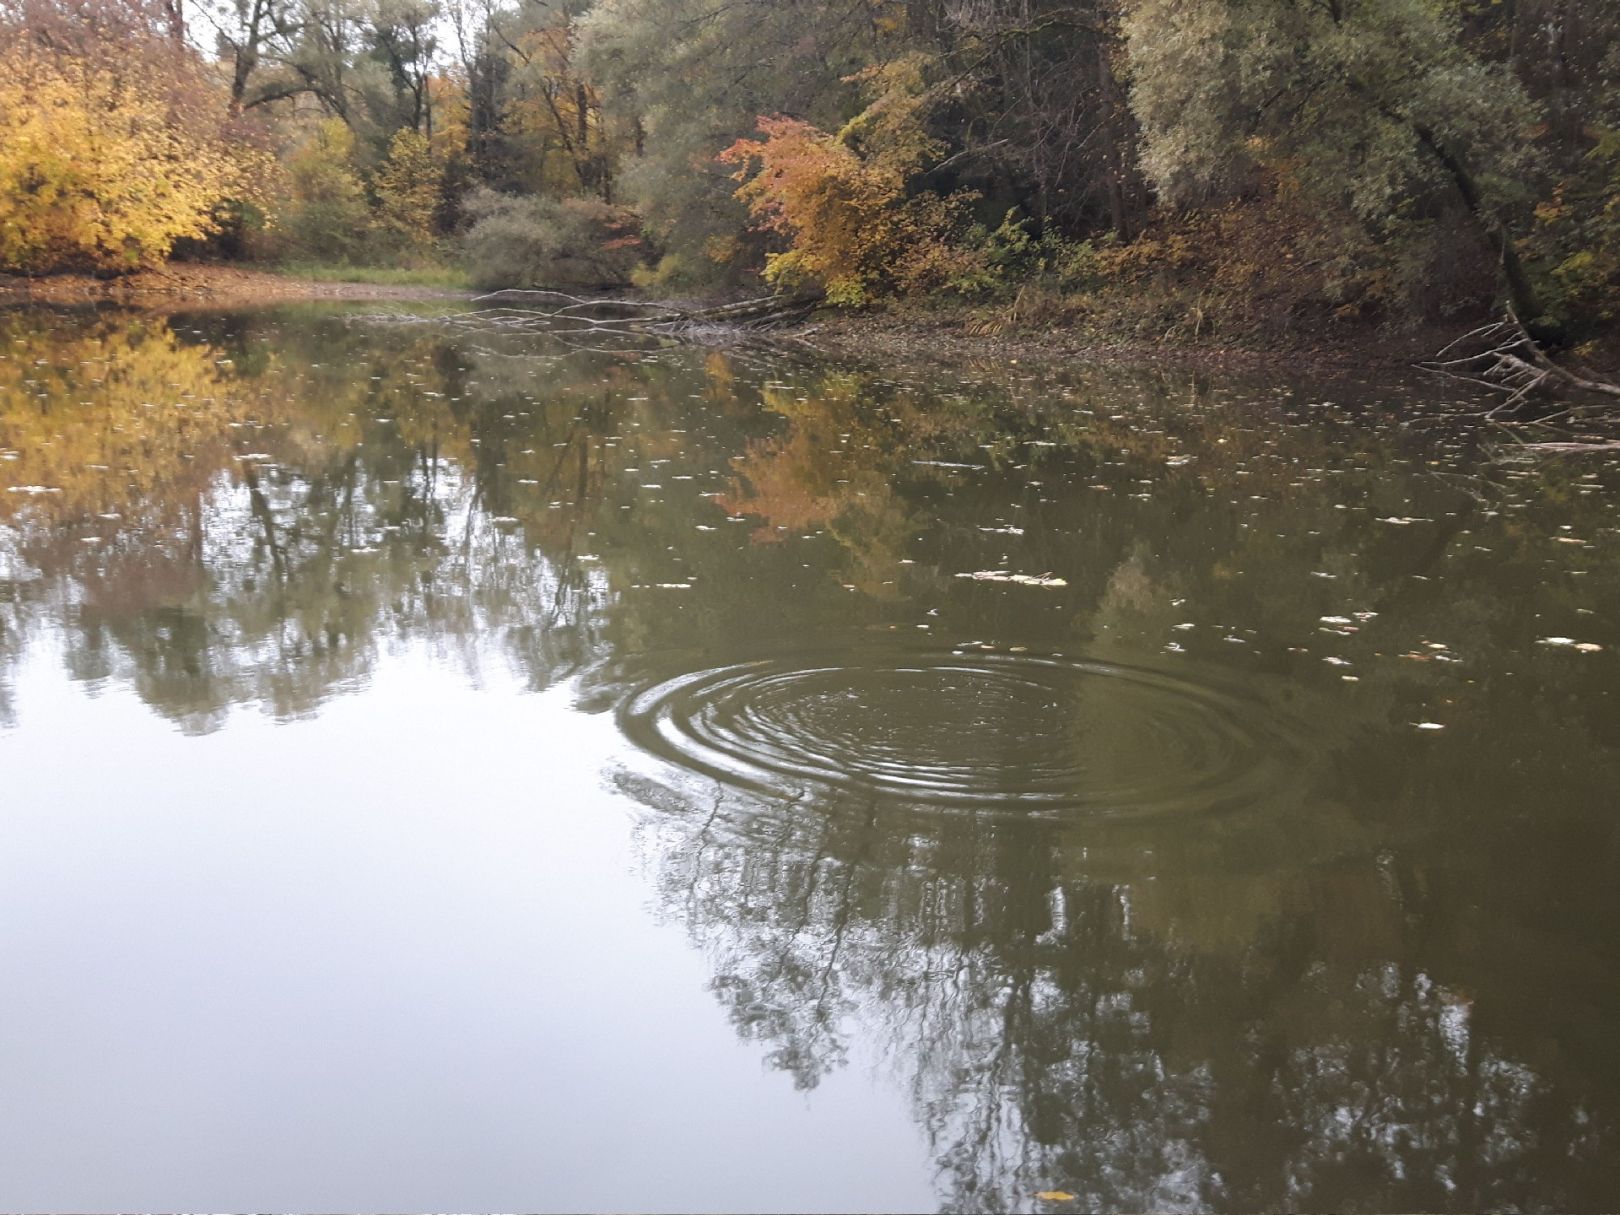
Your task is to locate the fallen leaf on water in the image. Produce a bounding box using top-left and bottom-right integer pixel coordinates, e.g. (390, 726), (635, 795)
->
(955, 570), (1068, 588)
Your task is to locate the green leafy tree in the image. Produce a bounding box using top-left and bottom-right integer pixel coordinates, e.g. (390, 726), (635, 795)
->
(1122, 0), (1547, 319)
(281, 116), (371, 259)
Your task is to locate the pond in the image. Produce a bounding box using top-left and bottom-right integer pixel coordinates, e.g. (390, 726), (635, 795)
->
(1, 304), (1617, 1212)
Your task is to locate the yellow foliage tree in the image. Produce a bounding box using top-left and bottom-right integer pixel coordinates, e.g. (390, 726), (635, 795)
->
(0, 28), (259, 273)
(373, 129), (442, 254)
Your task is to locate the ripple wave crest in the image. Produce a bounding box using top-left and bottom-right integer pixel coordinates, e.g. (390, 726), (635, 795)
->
(619, 652), (1303, 819)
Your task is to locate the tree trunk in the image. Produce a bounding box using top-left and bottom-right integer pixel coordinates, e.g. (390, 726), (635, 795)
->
(1412, 121), (1545, 323)
(1097, 40), (1130, 239)
(161, 0), (184, 45)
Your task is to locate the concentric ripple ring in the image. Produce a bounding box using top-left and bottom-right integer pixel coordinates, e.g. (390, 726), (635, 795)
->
(618, 652), (1304, 819)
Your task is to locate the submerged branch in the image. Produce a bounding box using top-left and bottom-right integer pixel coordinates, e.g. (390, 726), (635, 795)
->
(466, 288), (821, 333)
(352, 290), (825, 351)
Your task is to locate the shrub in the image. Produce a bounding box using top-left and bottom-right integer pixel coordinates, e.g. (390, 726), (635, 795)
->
(460, 189), (645, 290)
(972, 210), (1100, 294)
(1529, 126), (1620, 335)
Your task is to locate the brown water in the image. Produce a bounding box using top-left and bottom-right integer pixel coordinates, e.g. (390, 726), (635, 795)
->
(1, 304), (1618, 1212)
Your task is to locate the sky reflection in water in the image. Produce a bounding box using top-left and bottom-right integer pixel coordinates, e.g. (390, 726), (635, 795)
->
(1, 304), (1618, 1212)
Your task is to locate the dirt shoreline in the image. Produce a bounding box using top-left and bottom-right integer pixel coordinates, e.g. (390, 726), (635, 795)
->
(0, 263), (469, 305)
(3, 262), (1606, 381)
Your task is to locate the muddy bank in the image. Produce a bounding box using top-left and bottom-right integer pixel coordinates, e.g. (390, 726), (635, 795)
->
(0, 264), (468, 306)
(5, 264), (1613, 390)
(0, 266), (1456, 371)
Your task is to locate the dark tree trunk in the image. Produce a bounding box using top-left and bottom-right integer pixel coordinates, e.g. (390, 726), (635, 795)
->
(1412, 121), (1546, 323)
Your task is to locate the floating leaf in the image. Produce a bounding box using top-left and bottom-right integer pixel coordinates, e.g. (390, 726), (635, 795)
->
(955, 571), (1068, 588)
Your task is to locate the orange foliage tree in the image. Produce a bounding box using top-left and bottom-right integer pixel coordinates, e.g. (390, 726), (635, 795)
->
(719, 61), (981, 305)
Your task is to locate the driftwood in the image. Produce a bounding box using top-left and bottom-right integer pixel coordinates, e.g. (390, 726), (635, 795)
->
(1420, 309), (1620, 414)
(1518, 441), (1620, 454)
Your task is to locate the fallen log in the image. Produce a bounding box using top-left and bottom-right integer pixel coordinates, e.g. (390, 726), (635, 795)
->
(1421, 309), (1620, 412)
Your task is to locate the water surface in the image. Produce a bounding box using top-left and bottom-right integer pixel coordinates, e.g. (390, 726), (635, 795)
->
(1, 305), (1618, 1211)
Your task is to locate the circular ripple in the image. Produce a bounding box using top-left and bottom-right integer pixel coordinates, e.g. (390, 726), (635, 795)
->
(619, 652), (1303, 819)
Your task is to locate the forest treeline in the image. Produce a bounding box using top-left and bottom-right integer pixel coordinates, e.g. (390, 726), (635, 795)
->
(0, 0), (1616, 343)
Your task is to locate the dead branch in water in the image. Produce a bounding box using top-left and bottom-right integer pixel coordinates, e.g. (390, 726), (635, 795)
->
(463, 289), (822, 336)
(1518, 441), (1620, 453)
(1421, 310), (1620, 414)
(348, 288), (825, 354)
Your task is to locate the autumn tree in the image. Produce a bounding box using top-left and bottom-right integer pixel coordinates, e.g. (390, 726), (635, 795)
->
(489, 2), (617, 198)
(0, 0), (263, 273)
(361, 0), (441, 137)
(1459, 0), (1620, 332)
(443, 0), (523, 188)
(581, 0), (905, 284)
(191, 0), (298, 113)
(719, 55), (993, 303)
(373, 127), (443, 251)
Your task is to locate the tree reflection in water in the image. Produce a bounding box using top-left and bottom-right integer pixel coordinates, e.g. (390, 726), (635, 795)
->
(618, 761), (1615, 1212)
(2, 304), (1618, 1211)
